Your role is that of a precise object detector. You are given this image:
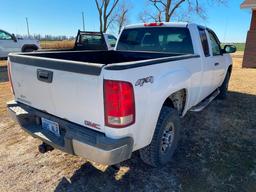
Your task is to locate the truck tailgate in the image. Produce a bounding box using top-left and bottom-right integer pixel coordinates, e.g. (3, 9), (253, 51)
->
(9, 55), (105, 132)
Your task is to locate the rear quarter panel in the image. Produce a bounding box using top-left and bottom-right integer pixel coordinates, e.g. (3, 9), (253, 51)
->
(102, 56), (202, 150)
(19, 39), (40, 50)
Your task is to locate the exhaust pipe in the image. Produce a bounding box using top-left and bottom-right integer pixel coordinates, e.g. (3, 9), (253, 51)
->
(38, 142), (54, 153)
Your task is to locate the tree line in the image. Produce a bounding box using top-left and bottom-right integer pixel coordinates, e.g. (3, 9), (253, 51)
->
(16, 34), (75, 41)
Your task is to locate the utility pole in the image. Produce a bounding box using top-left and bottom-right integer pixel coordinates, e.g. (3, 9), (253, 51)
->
(26, 17), (30, 38)
(82, 12), (85, 31)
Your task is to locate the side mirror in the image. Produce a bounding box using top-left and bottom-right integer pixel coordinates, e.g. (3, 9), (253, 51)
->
(223, 45), (236, 54)
(12, 34), (17, 42)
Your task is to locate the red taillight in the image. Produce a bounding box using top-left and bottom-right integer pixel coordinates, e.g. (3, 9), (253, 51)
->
(7, 60), (15, 95)
(104, 80), (135, 128)
(144, 22), (164, 27)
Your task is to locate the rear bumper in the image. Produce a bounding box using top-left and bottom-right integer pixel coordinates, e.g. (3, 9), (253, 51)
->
(7, 101), (133, 165)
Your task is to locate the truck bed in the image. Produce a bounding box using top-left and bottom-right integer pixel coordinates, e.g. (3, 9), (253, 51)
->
(9, 50), (198, 76)
(12, 50), (180, 64)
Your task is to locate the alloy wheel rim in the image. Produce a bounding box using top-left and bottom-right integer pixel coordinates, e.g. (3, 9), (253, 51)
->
(160, 122), (175, 153)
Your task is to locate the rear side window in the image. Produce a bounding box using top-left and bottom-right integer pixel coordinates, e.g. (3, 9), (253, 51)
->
(117, 27), (194, 54)
(208, 31), (221, 56)
(198, 28), (210, 57)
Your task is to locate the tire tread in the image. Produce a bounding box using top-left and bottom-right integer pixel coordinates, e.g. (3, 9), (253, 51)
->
(139, 106), (180, 167)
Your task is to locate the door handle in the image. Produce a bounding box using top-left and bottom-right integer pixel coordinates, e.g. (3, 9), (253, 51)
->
(37, 69), (53, 83)
(214, 62), (220, 66)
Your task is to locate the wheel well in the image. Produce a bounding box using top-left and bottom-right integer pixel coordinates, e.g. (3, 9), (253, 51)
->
(228, 65), (232, 74)
(22, 44), (38, 52)
(162, 89), (187, 115)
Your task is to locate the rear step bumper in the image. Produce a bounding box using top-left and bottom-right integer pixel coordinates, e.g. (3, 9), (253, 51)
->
(7, 100), (133, 165)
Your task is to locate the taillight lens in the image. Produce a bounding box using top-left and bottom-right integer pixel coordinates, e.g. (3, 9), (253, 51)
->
(104, 80), (135, 128)
(7, 60), (15, 95)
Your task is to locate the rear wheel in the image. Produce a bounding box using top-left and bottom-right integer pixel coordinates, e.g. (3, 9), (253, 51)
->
(217, 70), (231, 100)
(139, 106), (181, 167)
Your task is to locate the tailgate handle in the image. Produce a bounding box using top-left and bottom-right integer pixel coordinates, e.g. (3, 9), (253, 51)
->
(37, 69), (53, 83)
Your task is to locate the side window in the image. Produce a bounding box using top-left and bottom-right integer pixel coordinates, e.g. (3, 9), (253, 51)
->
(108, 35), (117, 47)
(208, 31), (221, 56)
(198, 28), (210, 57)
(0, 31), (12, 40)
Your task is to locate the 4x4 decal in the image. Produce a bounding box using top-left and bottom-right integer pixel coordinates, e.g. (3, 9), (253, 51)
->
(135, 76), (154, 87)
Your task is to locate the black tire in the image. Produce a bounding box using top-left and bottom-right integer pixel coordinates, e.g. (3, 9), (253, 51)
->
(217, 70), (231, 100)
(139, 106), (181, 167)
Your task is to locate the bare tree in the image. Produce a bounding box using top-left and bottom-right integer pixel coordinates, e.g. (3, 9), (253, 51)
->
(139, 10), (161, 23)
(140, 0), (227, 22)
(115, 1), (130, 34)
(95, 0), (120, 33)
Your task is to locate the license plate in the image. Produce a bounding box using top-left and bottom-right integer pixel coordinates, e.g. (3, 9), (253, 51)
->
(41, 118), (60, 137)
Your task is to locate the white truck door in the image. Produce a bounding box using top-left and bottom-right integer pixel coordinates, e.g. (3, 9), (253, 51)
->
(197, 27), (216, 101)
(0, 30), (19, 57)
(207, 30), (226, 88)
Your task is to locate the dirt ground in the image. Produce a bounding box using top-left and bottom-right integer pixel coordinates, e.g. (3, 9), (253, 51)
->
(0, 53), (256, 192)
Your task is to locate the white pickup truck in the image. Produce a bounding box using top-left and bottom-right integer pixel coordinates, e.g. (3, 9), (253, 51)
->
(0, 29), (40, 59)
(7, 22), (236, 167)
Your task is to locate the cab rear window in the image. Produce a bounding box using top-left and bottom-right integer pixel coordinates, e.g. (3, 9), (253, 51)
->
(79, 34), (104, 45)
(117, 27), (194, 54)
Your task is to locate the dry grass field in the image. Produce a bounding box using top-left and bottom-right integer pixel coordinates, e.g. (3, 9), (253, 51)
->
(40, 40), (75, 49)
(0, 60), (7, 67)
(0, 53), (256, 192)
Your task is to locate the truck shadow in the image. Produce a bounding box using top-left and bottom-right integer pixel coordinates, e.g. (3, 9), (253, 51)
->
(0, 66), (8, 82)
(54, 91), (256, 192)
